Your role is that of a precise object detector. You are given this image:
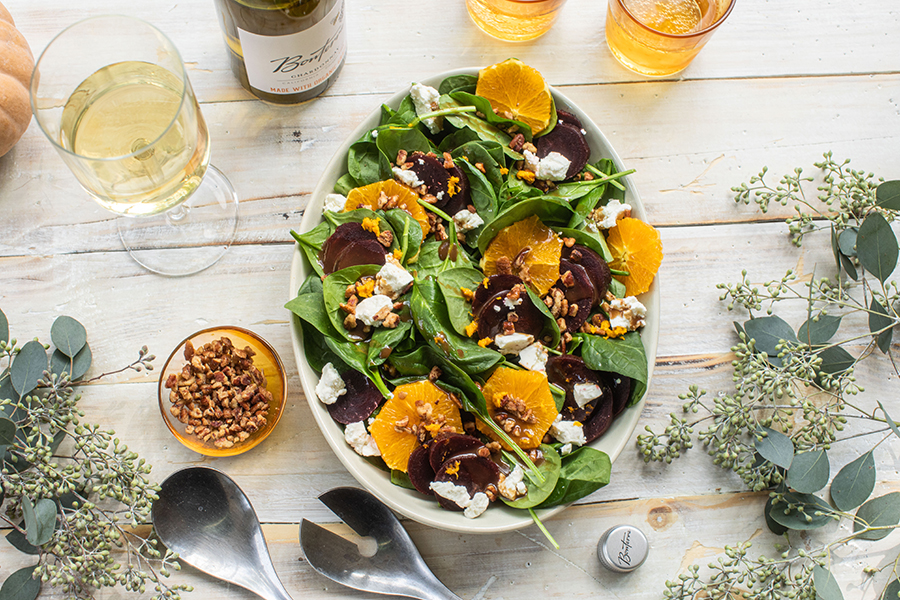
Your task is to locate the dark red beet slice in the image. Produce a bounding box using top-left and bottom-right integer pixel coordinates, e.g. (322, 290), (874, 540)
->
(605, 373), (633, 417)
(407, 444), (435, 496)
(582, 390), (614, 443)
(330, 238), (387, 274)
(555, 109), (583, 131)
(432, 455), (500, 512)
(472, 274), (522, 312)
(563, 244), (611, 306)
(320, 222), (379, 274)
(404, 152), (471, 216)
(535, 121), (590, 180)
(554, 259), (595, 333)
(475, 290), (544, 340)
(428, 434), (484, 473)
(326, 369), (382, 424)
(546, 355), (609, 423)
(441, 164), (470, 216)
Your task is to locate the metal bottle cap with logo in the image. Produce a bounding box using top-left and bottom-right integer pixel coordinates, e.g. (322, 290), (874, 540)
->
(597, 525), (649, 573)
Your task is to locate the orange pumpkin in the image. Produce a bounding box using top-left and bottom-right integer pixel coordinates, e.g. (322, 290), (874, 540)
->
(0, 2), (33, 158)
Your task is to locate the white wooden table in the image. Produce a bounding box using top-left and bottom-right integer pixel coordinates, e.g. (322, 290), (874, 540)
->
(2, 0), (899, 598)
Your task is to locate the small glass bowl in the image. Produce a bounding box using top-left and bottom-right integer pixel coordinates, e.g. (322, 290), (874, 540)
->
(158, 326), (287, 457)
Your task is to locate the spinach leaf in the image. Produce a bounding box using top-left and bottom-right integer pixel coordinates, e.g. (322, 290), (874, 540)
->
(451, 91), (534, 140)
(413, 239), (476, 279)
(410, 278), (503, 374)
(388, 347), (432, 378)
(323, 265), (383, 341)
(457, 161), (498, 242)
(577, 332), (648, 406)
(501, 445), (561, 509)
(537, 446), (611, 508)
(368, 318), (414, 367)
(441, 96), (522, 160)
(387, 95), (419, 126)
(376, 127), (434, 163)
(439, 74), (478, 96)
(334, 172), (360, 196)
(555, 226), (613, 262)
(285, 275), (340, 339)
(437, 128), (482, 154)
(476, 198), (575, 254)
(452, 141), (506, 193)
(348, 140), (391, 185)
(383, 209), (424, 265)
(324, 336), (391, 398)
(525, 286), (561, 348)
(436, 267), (483, 335)
(291, 222), (334, 278)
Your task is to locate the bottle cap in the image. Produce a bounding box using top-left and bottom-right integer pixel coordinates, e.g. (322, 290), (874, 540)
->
(597, 525), (649, 573)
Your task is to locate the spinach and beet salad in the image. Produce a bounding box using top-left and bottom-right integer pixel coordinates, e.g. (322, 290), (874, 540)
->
(287, 59), (662, 527)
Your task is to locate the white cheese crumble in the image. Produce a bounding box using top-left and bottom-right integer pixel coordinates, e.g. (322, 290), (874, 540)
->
(355, 294), (395, 327)
(315, 362), (346, 405)
(410, 83), (442, 134)
(499, 464), (528, 500)
(323, 193), (347, 212)
(518, 342), (549, 372)
(606, 295), (647, 330)
(493, 332), (535, 355)
(560, 443), (574, 455)
(596, 199), (633, 229)
(523, 149), (540, 172)
(429, 481), (489, 518)
(374, 257), (413, 299)
(452, 209), (484, 233)
(392, 166), (424, 189)
(550, 414), (586, 446)
(344, 421), (381, 457)
(503, 295), (523, 310)
(535, 152), (571, 181)
(573, 382), (604, 408)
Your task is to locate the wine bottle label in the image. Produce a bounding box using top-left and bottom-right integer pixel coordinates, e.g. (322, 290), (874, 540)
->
(237, 0), (347, 96)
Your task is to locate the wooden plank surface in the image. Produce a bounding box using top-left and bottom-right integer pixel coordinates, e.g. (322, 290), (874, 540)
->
(1, 0), (899, 598)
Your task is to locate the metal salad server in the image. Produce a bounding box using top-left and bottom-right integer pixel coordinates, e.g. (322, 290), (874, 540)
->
(152, 466), (293, 600)
(300, 487), (463, 600)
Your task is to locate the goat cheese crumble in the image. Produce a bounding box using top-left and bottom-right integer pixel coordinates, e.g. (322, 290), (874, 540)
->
(315, 362), (346, 405)
(453, 209), (484, 233)
(573, 382), (604, 408)
(323, 193), (347, 212)
(493, 332), (535, 355)
(550, 414), (586, 446)
(429, 481), (490, 518)
(374, 257), (413, 299)
(596, 199), (632, 229)
(518, 342), (549, 372)
(392, 166), (425, 189)
(410, 83), (442, 134)
(344, 421), (380, 457)
(355, 294), (395, 327)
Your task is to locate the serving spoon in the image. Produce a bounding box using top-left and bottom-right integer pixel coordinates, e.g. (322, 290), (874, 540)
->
(152, 466), (293, 600)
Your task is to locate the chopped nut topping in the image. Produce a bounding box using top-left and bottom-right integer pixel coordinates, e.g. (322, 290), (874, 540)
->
(509, 133), (526, 153)
(377, 230), (394, 248)
(396, 149), (408, 165)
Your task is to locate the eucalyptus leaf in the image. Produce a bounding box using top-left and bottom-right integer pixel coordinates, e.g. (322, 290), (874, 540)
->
(838, 227), (858, 257)
(812, 565), (844, 600)
(50, 316), (87, 358)
(816, 346), (855, 378)
(50, 343), (92, 382)
(755, 426), (794, 469)
(537, 447), (612, 508)
(10, 341), (47, 397)
(787, 449), (830, 494)
(878, 401), (900, 440)
(857, 211), (898, 283)
(831, 226), (844, 275)
(5, 527), (40, 555)
(22, 497), (56, 546)
(875, 180), (900, 210)
(764, 496), (789, 535)
(501, 445), (561, 509)
(882, 579), (900, 600)
(0, 417), (17, 446)
(0, 308), (7, 344)
(830, 450), (875, 511)
(743, 315), (797, 365)
(868, 298), (894, 354)
(853, 492), (900, 540)
(0, 565), (40, 600)
(797, 315), (842, 346)
(769, 491), (834, 530)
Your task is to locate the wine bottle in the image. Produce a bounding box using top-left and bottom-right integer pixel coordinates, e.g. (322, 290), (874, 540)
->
(213, 0), (347, 104)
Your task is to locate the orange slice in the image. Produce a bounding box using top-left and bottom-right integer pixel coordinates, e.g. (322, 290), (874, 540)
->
(476, 367), (557, 450)
(606, 217), (663, 296)
(476, 58), (553, 135)
(482, 215), (562, 296)
(345, 179), (431, 238)
(369, 380), (463, 472)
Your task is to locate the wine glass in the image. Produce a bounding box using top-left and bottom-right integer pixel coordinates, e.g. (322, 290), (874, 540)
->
(30, 15), (239, 276)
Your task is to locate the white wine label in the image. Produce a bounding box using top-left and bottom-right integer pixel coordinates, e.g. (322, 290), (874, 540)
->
(237, 0), (346, 96)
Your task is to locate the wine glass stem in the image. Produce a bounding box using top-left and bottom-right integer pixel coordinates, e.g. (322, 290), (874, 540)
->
(167, 203), (191, 223)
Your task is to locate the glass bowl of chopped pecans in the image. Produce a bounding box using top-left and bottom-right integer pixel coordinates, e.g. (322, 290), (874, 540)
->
(158, 326), (288, 456)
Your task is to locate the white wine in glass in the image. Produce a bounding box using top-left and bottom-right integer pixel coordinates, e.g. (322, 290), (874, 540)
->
(32, 16), (238, 276)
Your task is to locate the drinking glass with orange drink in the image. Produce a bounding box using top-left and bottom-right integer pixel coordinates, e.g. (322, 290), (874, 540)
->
(605, 0), (735, 77)
(466, 0), (568, 42)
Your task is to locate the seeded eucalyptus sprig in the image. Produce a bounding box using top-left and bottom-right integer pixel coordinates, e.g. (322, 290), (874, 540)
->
(641, 155), (900, 600)
(0, 310), (190, 600)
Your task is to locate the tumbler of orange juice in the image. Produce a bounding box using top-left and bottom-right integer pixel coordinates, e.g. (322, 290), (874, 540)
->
(466, 0), (568, 42)
(605, 0), (735, 77)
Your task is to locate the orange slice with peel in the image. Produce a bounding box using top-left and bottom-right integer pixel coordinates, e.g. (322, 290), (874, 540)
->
(345, 179), (431, 238)
(482, 215), (562, 296)
(476, 367), (557, 450)
(476, 58), (553, 136)
(605, 217), (663, 296)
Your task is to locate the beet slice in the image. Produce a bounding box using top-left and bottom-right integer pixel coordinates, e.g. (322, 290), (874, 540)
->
(475, 290), (545, 340)
(546, 355), (609, 423)
(554, 259), (595, 333)
(605, 373), (633, 417)
(320, 222), (379, 274)
(441, 164), (470, 216)
(582, 390), (614, 443)
(428, 434), (484, 473)
(432, 455), (500, 511)
(563, 244), (611, 306)
(472, 274), (523, 312)
(326, 369), (382, 424)
(405, 152), (471, 216)
(330, 238), (387, 274)
(535, 121), (590, 180)
(555, 109), (583, 131)
(406, 444), (436, 496)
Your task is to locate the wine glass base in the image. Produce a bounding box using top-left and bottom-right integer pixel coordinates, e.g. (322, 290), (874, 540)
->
(117, 165), (239, 277)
